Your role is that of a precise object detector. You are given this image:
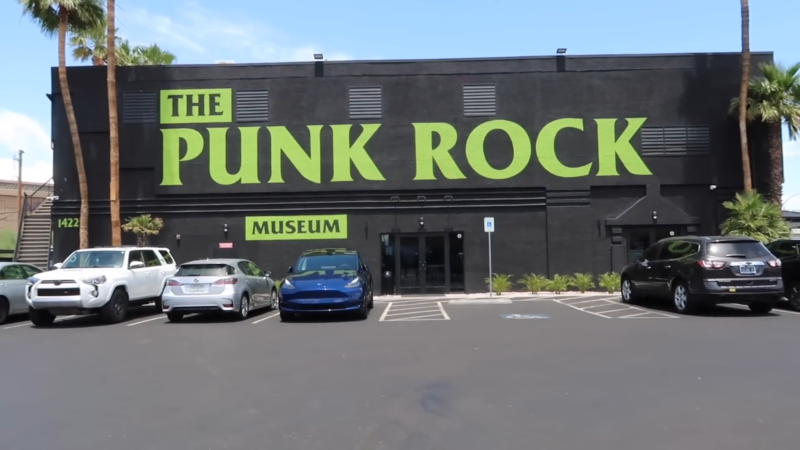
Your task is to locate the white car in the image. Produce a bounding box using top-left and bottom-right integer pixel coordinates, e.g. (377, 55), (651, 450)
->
(26, 246), (178, 326)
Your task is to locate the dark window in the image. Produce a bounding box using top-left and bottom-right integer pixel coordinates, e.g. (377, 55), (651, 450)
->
(770, 241), (800, 259)
(63, 250), (125, 269)
(642, 244), (662, 261)
(0, 265), (26, 280)
(128, 251), (144, 266)
(237, 261), (252, 275)
(177, 264), (234, 277)
(142, 250), (162, 267)
(706, 241), (771, 258)
(20, 264), (43, 277)
(159, 250), (175, 264)
(247, 261), (264, 277)
(660, 240), (701, 260)
(296, 254), (359, 271)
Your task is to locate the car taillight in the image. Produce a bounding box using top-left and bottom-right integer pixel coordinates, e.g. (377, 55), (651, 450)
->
(767, 259), (781, 268)
(698, 260), (726, 269)
(213, 278), (238, 285)
(167, 279), (181, 286)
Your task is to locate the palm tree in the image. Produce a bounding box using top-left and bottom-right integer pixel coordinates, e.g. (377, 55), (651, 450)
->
(107, 0), (120, 246)
(731, 63), (800, 204)
(117, 41), (176, 65)
(738, 0), (753, 194)
(19, 0), (105, 250)
(122, 214), (164, 247)
(720, 191), (790, 243)
(68, 22), (113, 65)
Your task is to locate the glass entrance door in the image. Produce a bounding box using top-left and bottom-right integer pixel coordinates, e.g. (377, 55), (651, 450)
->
(396, 233), (449, 295)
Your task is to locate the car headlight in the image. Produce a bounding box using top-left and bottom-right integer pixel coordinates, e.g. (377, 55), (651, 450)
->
(27, 277), (40, 286)
(344, 277), (362, 288)
(282, 278), (295, 289)
(82, 275), (107, 285)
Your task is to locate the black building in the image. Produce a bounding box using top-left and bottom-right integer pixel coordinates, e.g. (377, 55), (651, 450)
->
(50, 52), (775, 294)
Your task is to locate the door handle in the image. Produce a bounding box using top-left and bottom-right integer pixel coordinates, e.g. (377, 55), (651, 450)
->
(664, 265), (671, 269)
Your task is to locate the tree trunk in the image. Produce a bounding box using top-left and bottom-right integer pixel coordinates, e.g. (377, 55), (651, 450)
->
(738, 0), (753, 193)
(767, 121), (784, 204)
(58, 9), (90, 249)
(107, 0), (121, 246)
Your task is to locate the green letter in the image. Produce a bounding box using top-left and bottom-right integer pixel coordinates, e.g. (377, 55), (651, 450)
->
(267, 126), (322, 184)
(535, 118), (592, 178)
(330, 124), (386, 182)
(412, 123), (465, 180)
(160, 128), (204, 186)
(466, 120), (531, 180)
(208, 127), (261, 185)
(595, 118), (652, 176)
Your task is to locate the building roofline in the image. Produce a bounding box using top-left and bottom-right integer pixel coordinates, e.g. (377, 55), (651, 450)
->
(52, 50), (774, 71)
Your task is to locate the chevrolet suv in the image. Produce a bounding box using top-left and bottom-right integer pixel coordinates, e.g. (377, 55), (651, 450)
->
(620, 236), (783, 314)
(26, 246), (178, 325)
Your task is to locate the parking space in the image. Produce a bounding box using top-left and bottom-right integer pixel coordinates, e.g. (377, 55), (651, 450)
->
(378, 298), (450, 322)
(551, 294), (680, 318)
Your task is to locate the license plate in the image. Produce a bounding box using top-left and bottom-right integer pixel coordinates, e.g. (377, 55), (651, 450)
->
(739, 266), (756, 275)
(185, 284), (207, 293)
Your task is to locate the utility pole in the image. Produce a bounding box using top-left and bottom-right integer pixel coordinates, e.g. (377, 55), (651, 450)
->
(14, 150), (24, 215)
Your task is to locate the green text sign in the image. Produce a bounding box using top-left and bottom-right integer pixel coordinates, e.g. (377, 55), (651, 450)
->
(160, 88), (232, 124)
(245, 215), (348, 241)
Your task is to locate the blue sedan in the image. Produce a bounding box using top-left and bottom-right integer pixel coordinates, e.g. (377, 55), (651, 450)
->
(278, 249), (374, 321)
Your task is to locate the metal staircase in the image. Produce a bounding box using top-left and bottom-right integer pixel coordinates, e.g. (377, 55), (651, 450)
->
(14, 181), (54, 270)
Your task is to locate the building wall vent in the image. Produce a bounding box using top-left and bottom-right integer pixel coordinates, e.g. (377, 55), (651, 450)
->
(235, 90), (269, 122)
(122, 91), (157, 124)
(349, 86), (382, 120)
(463, 84), (496, 117)
(640, 126), (710, 156)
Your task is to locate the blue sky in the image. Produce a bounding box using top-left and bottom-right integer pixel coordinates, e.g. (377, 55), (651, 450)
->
(1, 0), (798, 207)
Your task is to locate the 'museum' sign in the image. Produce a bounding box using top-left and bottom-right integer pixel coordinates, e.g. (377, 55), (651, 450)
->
(157, 88), (654, 191)
(245, 215), (348, 241)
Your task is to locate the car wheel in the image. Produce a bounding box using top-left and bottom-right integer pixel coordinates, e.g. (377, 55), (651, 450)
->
(672, 281), (695, 314)
(355, 299), (369, 320)
(236, 295), (250, 321)
(0, 297), (9, 325)
(28, 307), (56, 327)
(269, 290), (278, 310)
(620, 277), (637, 303)
(101, 289), (129, 324)
(749, 302), (774, 315)
(154, 296), (163, 312)
(279, 310), (294, 322)
(166, 311), (184, 322)
(368, 289), (374, 309)
(787, 284), (800, 311)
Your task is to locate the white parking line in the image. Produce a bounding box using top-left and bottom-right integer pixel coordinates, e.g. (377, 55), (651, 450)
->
(3, 315), (78, 330)
(251, 312), (281, 324)
(437, 301), (451, 320)
(379, 300), (449, 321)
(553, 297), (679, 319)
(126, 315), (167, 326)
(378, 302), (393, 321)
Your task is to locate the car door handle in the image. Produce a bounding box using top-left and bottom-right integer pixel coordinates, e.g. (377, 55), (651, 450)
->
(664, 265), (671, 269)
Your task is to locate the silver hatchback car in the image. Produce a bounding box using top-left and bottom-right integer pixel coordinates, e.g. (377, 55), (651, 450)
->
(161, 258), (277, 322)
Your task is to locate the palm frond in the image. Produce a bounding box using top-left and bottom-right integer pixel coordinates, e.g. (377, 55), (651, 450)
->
(720, 191), (791, 243)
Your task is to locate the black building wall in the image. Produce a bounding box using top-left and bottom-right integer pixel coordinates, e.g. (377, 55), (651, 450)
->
(49, 52), (774, 292)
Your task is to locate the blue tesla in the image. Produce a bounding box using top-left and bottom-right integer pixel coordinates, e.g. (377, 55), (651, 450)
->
(278, 249), (374, 321)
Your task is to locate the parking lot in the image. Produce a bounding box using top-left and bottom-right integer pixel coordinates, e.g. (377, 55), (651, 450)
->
(2, 294), (800, 450)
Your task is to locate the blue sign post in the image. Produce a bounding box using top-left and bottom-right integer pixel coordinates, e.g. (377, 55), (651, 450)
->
(484, 217), (495, 297)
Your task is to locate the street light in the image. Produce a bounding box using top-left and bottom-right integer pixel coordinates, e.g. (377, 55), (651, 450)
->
(556, 48), (567, 54)
(313, 53), (324, 60)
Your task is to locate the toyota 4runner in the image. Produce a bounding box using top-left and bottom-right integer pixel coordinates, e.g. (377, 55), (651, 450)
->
(26, 246), (178, 326)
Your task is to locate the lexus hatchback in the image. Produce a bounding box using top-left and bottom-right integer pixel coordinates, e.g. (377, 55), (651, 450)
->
(620, 236), (783, 314)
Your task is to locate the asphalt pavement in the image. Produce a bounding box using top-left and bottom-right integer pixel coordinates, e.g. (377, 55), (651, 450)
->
(2, 295), (800, 450)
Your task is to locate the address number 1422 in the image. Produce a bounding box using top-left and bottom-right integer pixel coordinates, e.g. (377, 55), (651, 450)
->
(57, 218), (79, 228)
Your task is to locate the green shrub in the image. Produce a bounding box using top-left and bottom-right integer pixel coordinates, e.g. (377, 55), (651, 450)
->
(598, 272), (621, 293)
(546, 274), (571, 294)
(720, 191), (790, 243)
(518, 273), (549, 293)
(486, 273), (513, 294)
(0, 229), (17, 251)
(571, 273), (595, 293)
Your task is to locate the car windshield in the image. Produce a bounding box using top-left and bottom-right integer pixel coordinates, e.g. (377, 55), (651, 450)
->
(176, 264), (230, 276)
(706, 241), (771, 258)
(296, 254), (358, 271)
(61, 251), (125, 268)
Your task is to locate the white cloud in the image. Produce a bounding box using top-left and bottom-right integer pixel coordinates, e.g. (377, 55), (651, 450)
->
(120, 3), (352, 63)
(0, 110), (52, 183)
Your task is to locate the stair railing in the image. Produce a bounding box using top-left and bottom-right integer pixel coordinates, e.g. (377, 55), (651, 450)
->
(26, 177), (54, 214)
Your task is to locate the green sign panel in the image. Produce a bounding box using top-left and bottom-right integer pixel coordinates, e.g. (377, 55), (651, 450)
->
(245, 215), (348, 241)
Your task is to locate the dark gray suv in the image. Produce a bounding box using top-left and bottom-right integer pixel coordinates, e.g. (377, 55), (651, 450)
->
(620, 236), (783, 314)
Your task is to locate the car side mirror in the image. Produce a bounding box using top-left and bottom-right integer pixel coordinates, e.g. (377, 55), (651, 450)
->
(129, 261), (145, 269)
(264, 270), (272, 278)
(53, 262), (62, 269)
(287, 266), (293, 274)
(365, 265), (369, 271)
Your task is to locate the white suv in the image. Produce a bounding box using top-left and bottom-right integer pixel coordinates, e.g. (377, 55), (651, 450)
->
(26, 246), (178, 326)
